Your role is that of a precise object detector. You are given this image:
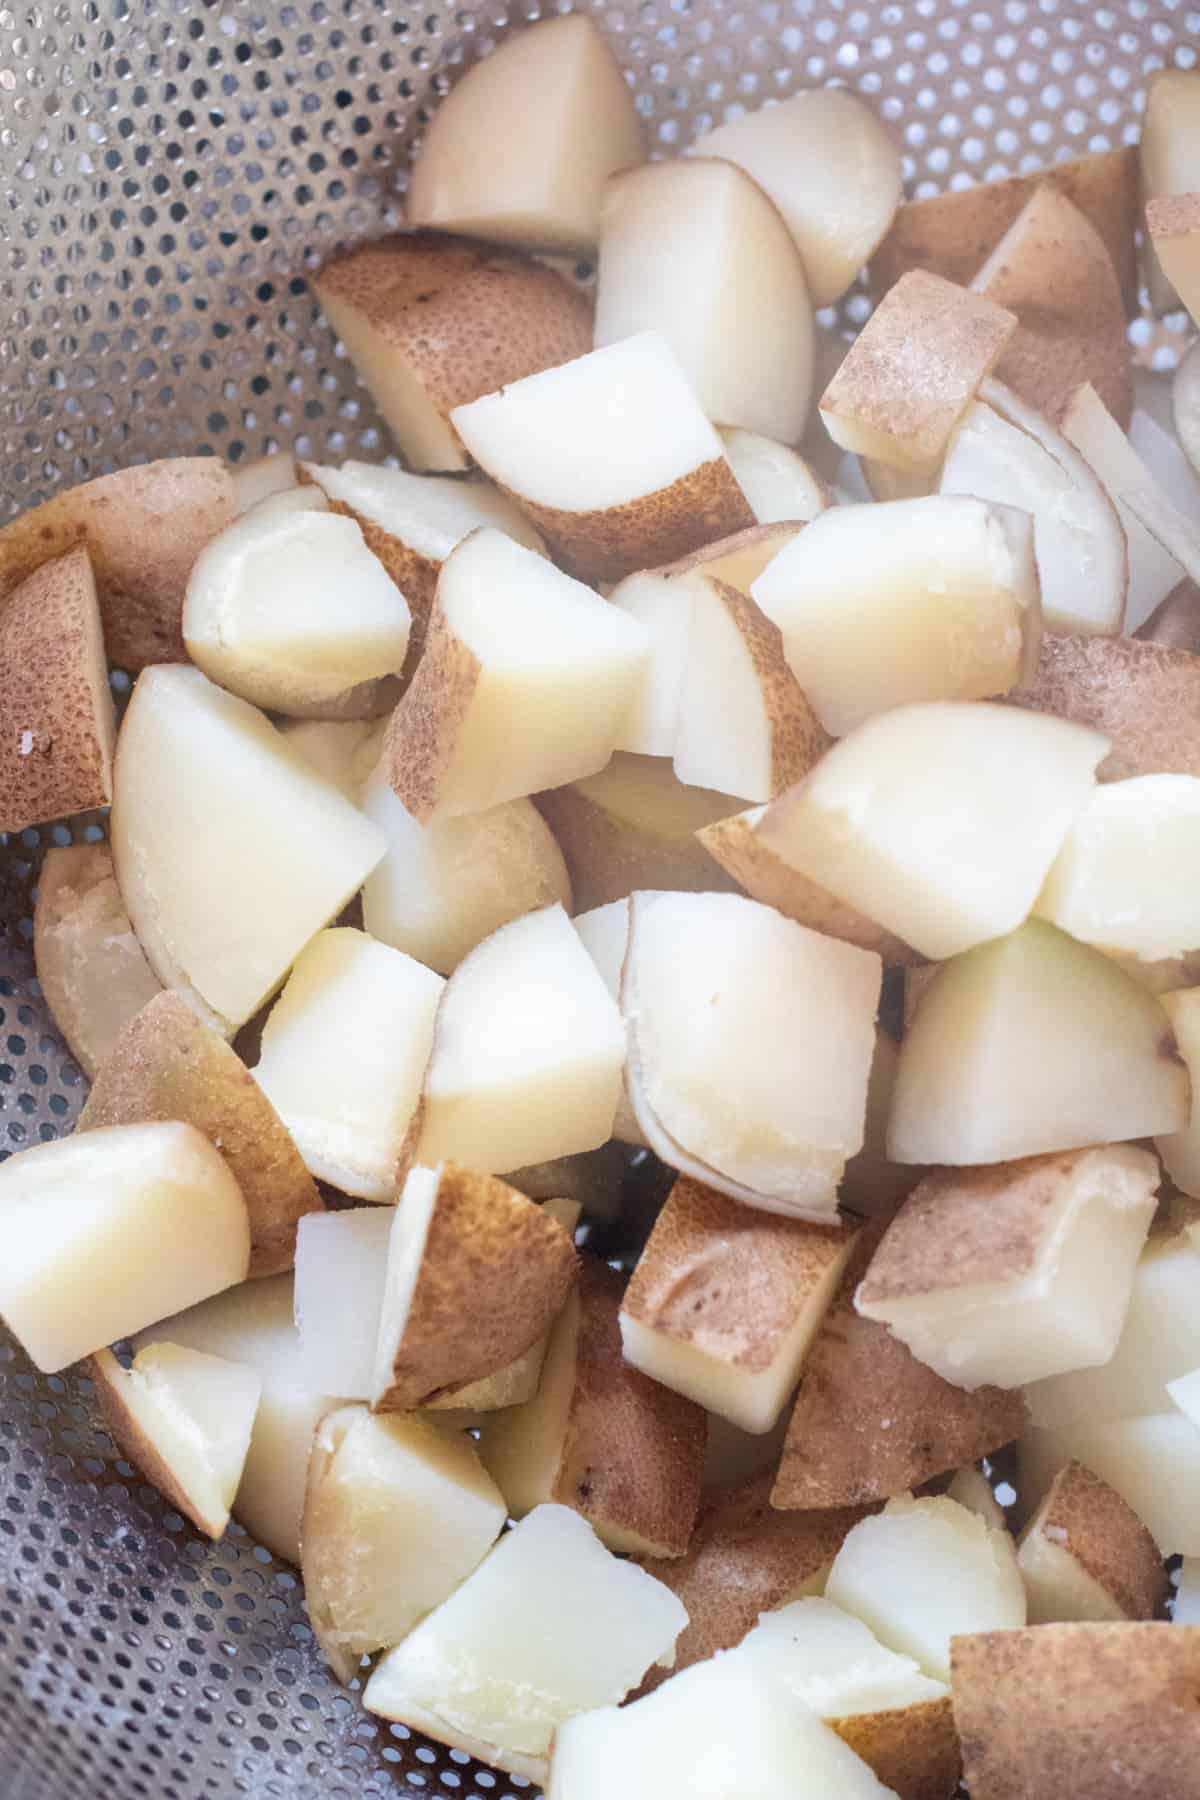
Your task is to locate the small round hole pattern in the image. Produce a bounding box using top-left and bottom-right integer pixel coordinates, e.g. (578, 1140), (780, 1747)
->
(0, 3), (1195, 1796)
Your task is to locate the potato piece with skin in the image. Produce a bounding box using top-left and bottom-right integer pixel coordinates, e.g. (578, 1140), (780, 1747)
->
(946, 1467), (1007, 1532)
(1141, 69), (1200, 313)
(889, 922), (1189, 1166)
(950, 1624), (1200, 1800)
(1138, 576), (1200, 649)
(0, 548), (115, 831)
(479, 1260), (705, 1559)
(384, 529), (647, 821)
(361, 773), (571, 976)
(619, 1176), (856, 1433)
(0, 457), (236, 670)
(34, 843), (163, 1080)
(826, 1494), (1025, 1684)
(1019, 1415), (1200, 1558)
(719, 430), (830, 524)
(252, 928), (443, 1202)
(92, 1345), (261, 1540)
(301, 1405), (505, 1683)
(688, 88), (902, 307)
(855, 1146), (1159, 1392)
(277, 717), (384, 804)
(697, 807), (923, 966)
(757, 703), (1107, 964)
(1158, 991), (1200, 1197)
(232, 452), (296, 513)
(79, 991), (320, 1279)
(819, 271), (1017, 474)
(294, 1207), (391, 1400)
(773, 1232), (1028, 1512)
(624, 890), (881, 1221)
(373, 1162), (577, 1412)
(632, 1475), (869, 1695)
(111, 665), (386, 1035)
(1009, 632), (1200, 781)
(0, 1121), (250, 1375)
(595, 158), (814, 443)
(314, 233), (593, 471)
(534, 755), (738, 912)
(365, 1504), (684, 1782)
(1017, 1460), (1168, 1625)
(451, 334), (755, 585)
(417, 904), (625, 1174)
(571, 898), (645, 1149)
(751, 497), (1041, 736)
(406, 17), (643, 254)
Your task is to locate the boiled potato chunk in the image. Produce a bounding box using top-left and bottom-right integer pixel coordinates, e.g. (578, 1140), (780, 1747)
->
(855, 1146), (1159, 1390)
(384, 528), (648, 821)
(1160, 990), (1200, 1197)
(301, 1405), (505, 1683)
(450, 334), (754, 584)
(1017, 1460), (1168, 1624)
(1020, 1414), (1200, 1557)
(595, 157), (814, 443)
(418, 904), (625, 1173)
(110, 665), (385, 1034)
(825, 1494), (1025, 1683)
(719, 431), (830, 525)
(232, 451), (296, 512)
(624, 891), (881, 1219)
(1012, 633), (1200, 783)
(1150, 195), (1200, 330)
(548, 1650), (898, 1800)
(92, 1343), (261, 1539)
(751, 496), (1041, 734)
(360, 773), (570, 975)
(889, 922), (1190, 1165)
(183, 501), (411, 718)
(757, 704), (1106, 963)
(0, 1121), (249, 1374)
(277, 716), (384, 803)
(620, 1175), (856, 1433)
(1141, 68), (1200, 311)
(293, 1207), (392, 1400)
(947, 1467), (1007, 1531)
(363, 1503), (687, 1782)
(253, 927), (443, 1201)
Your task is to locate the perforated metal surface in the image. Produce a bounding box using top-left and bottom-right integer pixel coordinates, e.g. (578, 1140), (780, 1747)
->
(0, 2), (1197, 1796)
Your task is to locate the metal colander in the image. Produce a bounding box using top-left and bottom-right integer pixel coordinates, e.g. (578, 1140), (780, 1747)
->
(0, 2), (1196, 1795)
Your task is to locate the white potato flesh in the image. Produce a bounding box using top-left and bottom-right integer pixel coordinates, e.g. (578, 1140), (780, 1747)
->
(395, 528), (648, 818)
(1037, 774), (1200, 960)
(741, 1597), (948, 1717)
(1020, 1415), (1200, 1557)
(277, 717), (385, 803)
(360, 772), (570, 976)
(0, 1121), (250, 1374)
(476, 1285), (580, 1518)
(302, 460), (544, 560)
(232, 452), (297, 513)
(855, 1146), (1159, 1390)
(756, 703), (1106, 963)
(141, 1273), (341, 1565)
(405, 15), (644, 255)
(1177, 1560), (1200, 1623)
(1159, 990), (1200, 1197)
(624, 891), (880, 1219)
(111, 665), (386, 1033)
(825, 1494), (1026, 1683)
(572, 899), (644, 1148)
(608, 571), (694, 758)
(889, 921), (1189, 1165)
(184, 504), (411, 713)
(751, 497), (1041, 735)
(940, 393), (1127, 637)
(451, 333), (728, 513)
(418, 904), (625, 1173)
(595, 158), (814, 443)
(94, 1344), (261, 1538)
(294, 1209), (392, 1399)
(720, 430), (829, 525)
(303, 1405), (505, 1680)
(947, 1467), (1007, 1531)
(253, 928), (443, 1201)
(1152, 201), (1200, 323)
(1141, 69), (1200, 311)
(1017, 1532), (1127, 1626)
(1169, 1367), (1200, 1428)
(362, 1504), (687, 1782)
(687, 89), (903, 307)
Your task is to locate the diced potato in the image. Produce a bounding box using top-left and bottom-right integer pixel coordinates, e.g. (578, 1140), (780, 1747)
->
(1017, 1460), (1168, 1624)
(1140, 68), (1200, 311)
(855, 1147), (1158, 1390)
(231, 452), (296, 512)
(0, 1121), (249, 1374)
(620, 1175), (855, 1432)
(293, 1209), (392, 1400)
(757, 704), (1106, 964)
(719, 431), (830, 525)
(825, 1494), (1025, 1683)
(276, 717), (384, 803)
(363, 1504), (686, 1782)
(110, 665), (386, 1034)
(301, 1405), (505, 1682)
(451, 334), (754, 584)
(946, 1467), (1007, 1532)
(623, 891), (881, 1220)
(479, 1260), (705, 1558)
(92, 1344), (260, 1539)
(252, 928), (443, 1201)
(1011, 634), (1200, 785)
(751, 497), (1041, 734)
(1020, 1414), (1200, 1557)
(417, 904), (625, 1173)
(888, 922), (1189, 1165)
(571, 899), (644, 1148)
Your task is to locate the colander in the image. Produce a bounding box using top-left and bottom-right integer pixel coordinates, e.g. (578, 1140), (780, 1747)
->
(0, 2), (1196, 1795)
